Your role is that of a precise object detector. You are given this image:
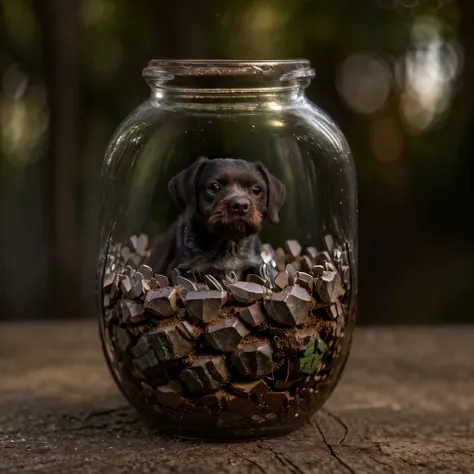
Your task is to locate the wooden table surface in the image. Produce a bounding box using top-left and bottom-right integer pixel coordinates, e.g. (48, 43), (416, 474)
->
(1, 322), (473, 473)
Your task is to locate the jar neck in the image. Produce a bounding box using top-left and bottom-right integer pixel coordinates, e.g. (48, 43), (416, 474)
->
(143, 60), (314, 109)
(149, 86), (307, 108)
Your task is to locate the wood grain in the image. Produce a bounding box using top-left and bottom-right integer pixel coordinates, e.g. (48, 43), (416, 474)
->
(1, 322), (473, 473)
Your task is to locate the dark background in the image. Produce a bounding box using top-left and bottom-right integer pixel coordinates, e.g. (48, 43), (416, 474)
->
(1, 0), (472, 324)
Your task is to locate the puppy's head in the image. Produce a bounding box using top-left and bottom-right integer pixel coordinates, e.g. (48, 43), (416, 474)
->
(169, 157), (286, 240)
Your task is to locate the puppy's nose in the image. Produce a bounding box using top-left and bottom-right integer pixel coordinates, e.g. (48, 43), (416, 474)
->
(229, 197), (250, 214)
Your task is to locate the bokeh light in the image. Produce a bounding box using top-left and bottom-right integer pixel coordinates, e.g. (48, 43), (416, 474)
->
(337, 53), (392, 115)
(1, 65), (48, 168)
(397, 16), (463, 133)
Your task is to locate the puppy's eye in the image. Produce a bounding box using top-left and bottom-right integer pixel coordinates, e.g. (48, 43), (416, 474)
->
(252, 185), (263, 195)
(207, 183), (220, 193)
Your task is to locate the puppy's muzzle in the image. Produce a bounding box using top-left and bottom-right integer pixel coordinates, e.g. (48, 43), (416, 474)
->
(228, 196), (250, 216)
(207, 195), (262, 238)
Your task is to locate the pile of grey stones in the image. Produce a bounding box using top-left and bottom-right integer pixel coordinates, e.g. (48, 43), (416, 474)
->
(101, 234), (351, 422)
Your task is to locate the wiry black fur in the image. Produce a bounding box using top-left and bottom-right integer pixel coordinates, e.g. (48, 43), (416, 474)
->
(147, 157), (286, 280)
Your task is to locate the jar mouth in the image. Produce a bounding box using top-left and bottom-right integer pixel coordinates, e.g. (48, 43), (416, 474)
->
(143, 59), (315, 91)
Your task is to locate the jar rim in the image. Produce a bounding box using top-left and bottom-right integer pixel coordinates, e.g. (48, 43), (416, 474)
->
(142, 59), (315, 83)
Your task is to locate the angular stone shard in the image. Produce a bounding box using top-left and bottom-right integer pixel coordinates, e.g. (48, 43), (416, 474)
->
(128, 235), (139, 252)
(180, 355), (229, 393)
(121, 246), (131, 262)
(230, 379), (269, 402)
(131, 335), (150, 358)
(262, 391), (290, 412)
(284, 240), (302, 260)
(274, 270), (289, 290)
(250, 414), (266, 424)
(285, 264), (297, 286)
(265, 285), (311, 327)
(204, 274), (224, 292)
(154, 274), (169, 288)
(103, 271), (116, 290)
(228, 282), (264, 304)
(144, 278), (160, 291)
(323, 234), (334, 253)
(118, 300), (145, 324)
(197, 390), (228, 408)
(232, 340), (273, 379)
(134, 271), (144, 281)
(205, 316), (250, 352)
(292, 258), (302, 271)
(177, 275), (198, 292)
(225, 394), (257, 418)
(171, 268), (181, 286)
(137, 233), (149, 253)
(128, 278), (144, 299)
(178, 287), (189, 305)
(184, 290), (227, 323)
(129, 253), (141, 267)
(316, 251), (332, 265)
(144, 288), (178, 318)
(314, 270), (344, 304)
(120, 275), (133, 296)
(156, 380), (184, 408)
(275, 247), (286, 271)
(146, 323), (195, 361)
(177, 320), (202, 340)
(295, 271), (313, 294)
(246, 274), (266, 286)
(326, 299), (344, 319)
(133, 351), (160, 373)
(137, 264), (153, 279)
(304, 247), (318, 261)
(113, 325), (131, 352)
(312, 265), (325, 277)
(131, 336), (160, 372)
(108, 274), (122, 299)
(300, 255), (313, 273)
(125, 265), (135, 278)
(237, 302), (267, 327)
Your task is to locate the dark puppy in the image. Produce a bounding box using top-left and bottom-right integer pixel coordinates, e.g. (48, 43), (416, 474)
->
(147, 157), (286, 280)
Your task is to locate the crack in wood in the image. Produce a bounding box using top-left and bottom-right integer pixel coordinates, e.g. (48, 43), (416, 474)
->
(226, 446), (267, 474)
(399, 456), (429, 468)
(321, 408), (350, 445)
(314, 419), (355, 474)
(82, 408), (119, 421)
(257, 442), (307, 474)
(366, 449), (396, 474)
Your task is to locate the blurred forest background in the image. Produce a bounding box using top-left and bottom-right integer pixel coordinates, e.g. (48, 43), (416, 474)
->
(0, 0), (473, 324)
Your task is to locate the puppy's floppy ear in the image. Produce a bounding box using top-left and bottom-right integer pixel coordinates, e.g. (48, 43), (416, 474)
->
(168, 157), (209, 210)
(255, 163), (286, 224)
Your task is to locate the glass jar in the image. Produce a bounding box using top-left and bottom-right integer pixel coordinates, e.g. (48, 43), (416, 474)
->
(98, 59), (357, 440)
